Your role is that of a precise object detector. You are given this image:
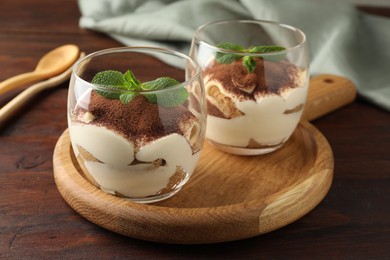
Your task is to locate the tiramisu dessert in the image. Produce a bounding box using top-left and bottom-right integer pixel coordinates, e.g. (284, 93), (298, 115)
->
(68, 69), (204, 202)
(204, 42), (308, 155)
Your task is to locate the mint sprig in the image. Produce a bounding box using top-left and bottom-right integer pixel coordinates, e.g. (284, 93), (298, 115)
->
(142, 77), (189, 107)
(242, 56), (256, 73)
(91, 70), (188, 107)
(215, 42), (245, 64)
(215, 42), (286, 73)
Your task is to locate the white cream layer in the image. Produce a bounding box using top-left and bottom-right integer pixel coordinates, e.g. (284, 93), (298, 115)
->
(205, 74), (308, 147)
(69, 124), (200, 197)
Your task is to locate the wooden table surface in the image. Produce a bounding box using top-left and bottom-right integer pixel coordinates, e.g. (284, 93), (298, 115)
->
(1, 0), (389, 258)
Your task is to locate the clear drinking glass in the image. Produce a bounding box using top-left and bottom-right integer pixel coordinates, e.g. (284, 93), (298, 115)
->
(68, 47), (206, 203)
(190, 20), (309, 155)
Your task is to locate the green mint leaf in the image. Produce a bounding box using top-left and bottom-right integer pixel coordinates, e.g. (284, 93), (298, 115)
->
(142, 94), (157, 104)
(91, 70), (185, 106)
(92, 70), (126, 88)
(217, 42), (246, 51)
(249, 45), (287, 62)
(123, 70), (141, 89)
(216, 53), (242, 64)
(119, 92), (139, 104)
(214, 43), (287, 72)
(155, 88), (189, 108)
(92, 70), (128, 99)
(95, 89), (121, 99)
(142, 77), (188, 107)
(242, 56), (256, 73)
(248, 46), (286, 53)
(215, 42), (245, 64)
(142, 77), (180, 91)
(92, 70), (141, 102)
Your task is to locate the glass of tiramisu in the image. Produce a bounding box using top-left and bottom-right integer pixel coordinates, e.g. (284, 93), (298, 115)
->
(190, 20), (309, 155)
(67, 47), (206, 203)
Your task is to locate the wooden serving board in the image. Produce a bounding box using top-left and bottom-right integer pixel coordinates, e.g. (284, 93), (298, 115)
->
(53, 121), (333, 244)
(53, 74), (356, 243)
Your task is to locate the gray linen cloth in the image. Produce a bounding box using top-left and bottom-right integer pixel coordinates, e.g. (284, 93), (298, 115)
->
(78, 0), (390, 111)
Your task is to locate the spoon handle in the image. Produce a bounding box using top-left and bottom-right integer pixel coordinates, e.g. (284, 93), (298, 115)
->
(0, 71), (44, 96)
(0, 68), (72, 126)
(0, 52), (85, 127)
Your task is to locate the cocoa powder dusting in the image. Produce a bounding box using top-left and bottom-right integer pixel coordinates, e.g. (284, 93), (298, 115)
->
(75, 91), (195, 148)
(205, 58), (301, 99)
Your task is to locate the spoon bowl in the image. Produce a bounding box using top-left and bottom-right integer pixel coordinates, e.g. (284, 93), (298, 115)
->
(0, 44), (80, 95)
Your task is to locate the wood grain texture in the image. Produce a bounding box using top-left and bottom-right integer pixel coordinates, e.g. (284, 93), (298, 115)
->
(50, 72), (353, 244)
(53, 121), (333, 244)
(303, 74), (357, 121)
(1, 0), (390, 258)
(0, 52), (85, 127)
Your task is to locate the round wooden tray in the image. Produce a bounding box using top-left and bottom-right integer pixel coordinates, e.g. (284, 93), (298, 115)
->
(53, 121), (333, 244)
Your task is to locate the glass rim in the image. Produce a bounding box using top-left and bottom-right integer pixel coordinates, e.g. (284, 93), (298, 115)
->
(193, 19), (307, 56)
(72, 46), (201, 94)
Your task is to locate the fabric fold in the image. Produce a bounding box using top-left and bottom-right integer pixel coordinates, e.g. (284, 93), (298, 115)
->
(78, 0), (390, 111)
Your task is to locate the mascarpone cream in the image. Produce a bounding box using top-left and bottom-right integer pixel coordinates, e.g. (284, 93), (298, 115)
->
(204, 58), (308, 153)
(69, 86), (203, 200)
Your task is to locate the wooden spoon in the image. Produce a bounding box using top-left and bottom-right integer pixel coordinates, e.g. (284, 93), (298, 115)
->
(0, 52), (85, 126)
(0, 44), (80, 95)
